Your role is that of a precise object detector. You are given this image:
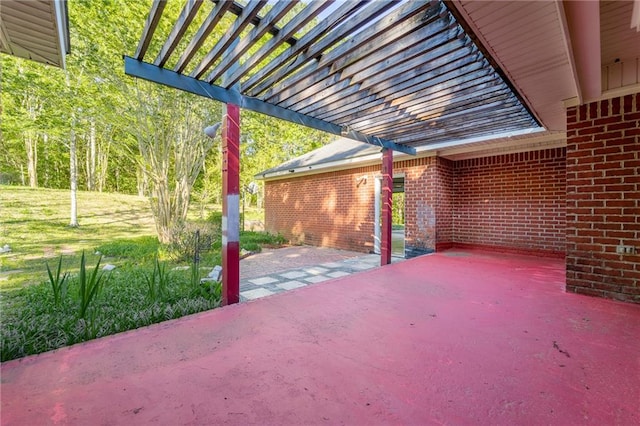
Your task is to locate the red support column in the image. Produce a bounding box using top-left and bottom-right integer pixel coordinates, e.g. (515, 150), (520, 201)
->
(381, 148), (393, 266)
(222, 103), (240, 305)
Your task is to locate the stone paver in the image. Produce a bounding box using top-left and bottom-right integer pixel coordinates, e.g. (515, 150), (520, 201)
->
(279, 270), (308, 279)
(327, 271), (351, 278)
(320, 262), (345, 269)
(303, 266), (329, 275)
(239, 246), (407, 302)
(276, 281), (307, 291)
(242, 288), (276, 300)
(303, 275), (330, 284)
(248, 276), (280, 286)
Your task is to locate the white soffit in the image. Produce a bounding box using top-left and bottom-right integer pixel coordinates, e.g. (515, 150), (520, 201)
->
(0, 0), (69, 68)
(601, 1), (640, 65)
(451, 0), (577, 131)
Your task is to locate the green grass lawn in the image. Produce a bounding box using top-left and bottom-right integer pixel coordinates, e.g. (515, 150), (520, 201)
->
(0, 185), (157, 290)
(0, 185), (280, 361)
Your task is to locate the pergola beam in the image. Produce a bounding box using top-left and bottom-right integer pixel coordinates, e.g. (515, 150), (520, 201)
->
(124, 56), (416, 155)
(245, 0), (391, 96)
(262, 0), (437, 102)
(316, 68), (494, 122)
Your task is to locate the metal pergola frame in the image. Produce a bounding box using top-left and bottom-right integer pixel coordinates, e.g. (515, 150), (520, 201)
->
(124, 0), (540, 305)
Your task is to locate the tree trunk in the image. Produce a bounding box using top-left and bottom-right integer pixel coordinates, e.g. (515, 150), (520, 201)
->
(43, 133), (49, 187)
(69, 125), (79, 227)
(25, 133), (38, 187)
(86, 118), (96, 191)
(136, 164), (147, 197)
(96, 136), (110, 192)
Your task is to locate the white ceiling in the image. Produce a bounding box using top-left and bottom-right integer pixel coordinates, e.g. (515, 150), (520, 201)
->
(452, 0), (640, 133)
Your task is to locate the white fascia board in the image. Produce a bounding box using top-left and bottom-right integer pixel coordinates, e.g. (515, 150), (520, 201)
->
(259, 127), (556, 181)
(53, 0), (68, 69)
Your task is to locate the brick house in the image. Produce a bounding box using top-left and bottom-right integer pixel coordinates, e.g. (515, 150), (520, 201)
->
(260, 92), (639, 304)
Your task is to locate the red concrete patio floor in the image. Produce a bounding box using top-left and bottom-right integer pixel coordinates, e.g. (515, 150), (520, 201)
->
(2, 251), (639, 425)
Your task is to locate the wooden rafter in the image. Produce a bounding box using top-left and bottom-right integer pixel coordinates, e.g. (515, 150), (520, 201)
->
(261, 1), (438, 103)
(154, 0), (204, 67)
(245, 1), (391, 97)
(134, 0), (167, 60)
(189, 0), (267, 80)
(224, 0), (333, 89)
(204, 0), (298, 85)
(173, 0), (232, 74)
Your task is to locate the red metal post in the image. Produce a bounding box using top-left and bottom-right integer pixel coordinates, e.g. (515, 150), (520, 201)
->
(222, 103), (240, 305)
(381, 148), (393, 266)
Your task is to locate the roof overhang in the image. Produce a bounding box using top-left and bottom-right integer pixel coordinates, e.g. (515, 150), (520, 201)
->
(0, 0), (70, 68)
(125, 0), (540, 155)
(258, 128), (566, 181)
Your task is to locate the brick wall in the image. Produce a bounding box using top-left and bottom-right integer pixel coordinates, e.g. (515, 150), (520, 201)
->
(453, 149), (566, 256)
(264, 165), (378, 253)
(400, 156), (438, 257)
(436, 157), (455, 250)
(265, 148), (567, 257)
(566, 93), (640, 303)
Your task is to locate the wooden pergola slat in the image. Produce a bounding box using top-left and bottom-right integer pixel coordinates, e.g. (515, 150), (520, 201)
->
(317, 68), (494, 123)
(189, 0), (267, 80)
(224, 0), (333, 89)
(288, 34), (468, 116)
(134, 0), (167, 60)
(153, 0), (204, 67)
(173, 0), (232, 74)
(204, 0), (298, 86)
(261, 1), (437, 103)
(245, 0), (392, 97)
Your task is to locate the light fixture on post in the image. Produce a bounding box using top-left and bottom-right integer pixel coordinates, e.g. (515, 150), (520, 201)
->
(204, 123), (221, 139)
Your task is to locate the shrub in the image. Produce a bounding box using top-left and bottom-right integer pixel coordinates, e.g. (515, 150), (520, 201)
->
(167, 221), (219, 262)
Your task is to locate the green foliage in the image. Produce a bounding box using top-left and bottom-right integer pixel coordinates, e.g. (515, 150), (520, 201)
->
(45, 256), (69, 307)
(0, 264), (222, 362)
(392, 192), (405, 226)
(95, 236), (160, 261)
(240, 231), (287, 252)
(167, 222), (219, 262)
(144, 256), (169, 302)
(190, 261), (201, 289)
(77, 251), (108, 319)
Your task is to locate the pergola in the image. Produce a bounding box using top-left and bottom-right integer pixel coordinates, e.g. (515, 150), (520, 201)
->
(124, 0), (542, 305)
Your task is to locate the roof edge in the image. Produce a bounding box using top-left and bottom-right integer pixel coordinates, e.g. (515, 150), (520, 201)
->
(258, 128), (566, 181)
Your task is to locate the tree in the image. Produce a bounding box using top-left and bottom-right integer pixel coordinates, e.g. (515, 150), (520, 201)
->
(133, 82), (221, 243)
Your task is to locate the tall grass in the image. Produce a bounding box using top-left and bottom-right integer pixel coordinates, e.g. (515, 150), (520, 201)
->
(77, 251), (108, 319)
(45, 255), (69, 307)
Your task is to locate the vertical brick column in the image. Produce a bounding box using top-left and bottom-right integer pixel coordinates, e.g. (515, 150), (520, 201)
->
(566, 93), (640, 303)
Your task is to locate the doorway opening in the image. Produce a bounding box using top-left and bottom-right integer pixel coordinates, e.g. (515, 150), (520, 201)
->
(374, 175), (405, 257)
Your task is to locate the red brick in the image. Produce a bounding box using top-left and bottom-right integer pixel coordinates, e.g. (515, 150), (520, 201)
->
(566, 93), (640, 303)
(612, 97), (621, 115)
